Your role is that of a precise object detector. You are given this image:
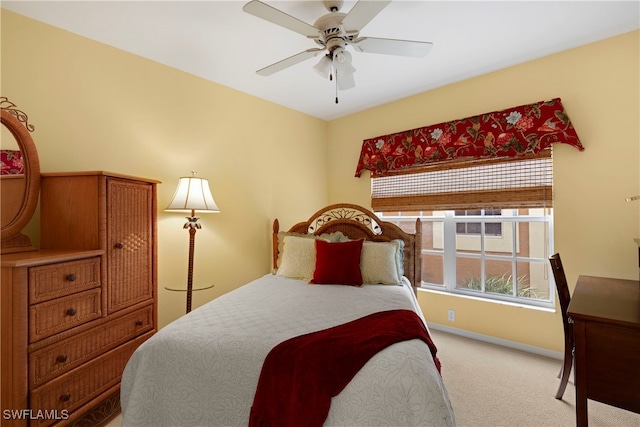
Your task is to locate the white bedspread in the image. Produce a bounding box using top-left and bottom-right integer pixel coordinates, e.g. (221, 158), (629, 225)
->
(121, 274), (455, 427)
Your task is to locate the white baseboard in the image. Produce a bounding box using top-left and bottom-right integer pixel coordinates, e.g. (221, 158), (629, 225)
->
(429, 322), (563, 361)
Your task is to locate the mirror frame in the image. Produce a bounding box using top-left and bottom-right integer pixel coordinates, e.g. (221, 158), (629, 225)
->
(1, 104), (40, 253)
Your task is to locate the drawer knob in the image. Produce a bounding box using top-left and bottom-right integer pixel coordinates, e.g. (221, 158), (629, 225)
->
(56, 354), (68, 363)
(135, 320), (143, 326)
(114, 242), (124, 249)
(66, 273), (77, 282)
(60, 393), (71, 402)
(66, 308), (77, 316)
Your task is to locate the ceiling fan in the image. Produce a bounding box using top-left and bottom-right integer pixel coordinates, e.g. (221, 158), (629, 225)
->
(242, 0), (433, 101)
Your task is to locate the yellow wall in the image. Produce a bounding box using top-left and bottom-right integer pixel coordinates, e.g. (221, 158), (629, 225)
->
(1, 10), (329, 327)
(327, 30), (640, 352)
(3, 9), (639, 353)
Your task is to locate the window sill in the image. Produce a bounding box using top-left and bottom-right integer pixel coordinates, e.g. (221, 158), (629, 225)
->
(417, 287), (556, 313)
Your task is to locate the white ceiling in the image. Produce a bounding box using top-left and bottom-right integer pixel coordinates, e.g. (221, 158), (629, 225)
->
(3, 1), (639, 121)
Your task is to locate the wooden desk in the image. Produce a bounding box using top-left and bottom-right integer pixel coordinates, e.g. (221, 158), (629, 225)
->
(567, 275), (640, 427)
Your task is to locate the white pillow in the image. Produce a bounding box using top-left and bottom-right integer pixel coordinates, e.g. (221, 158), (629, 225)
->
(360, 240), (404, 285)
(276, 235), (317, 280)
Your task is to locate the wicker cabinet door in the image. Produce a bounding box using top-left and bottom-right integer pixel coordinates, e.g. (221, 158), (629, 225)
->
(107, 178), (154, 313)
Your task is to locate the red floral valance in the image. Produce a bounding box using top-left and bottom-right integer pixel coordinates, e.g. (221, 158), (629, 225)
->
(355, 98), (584, 177)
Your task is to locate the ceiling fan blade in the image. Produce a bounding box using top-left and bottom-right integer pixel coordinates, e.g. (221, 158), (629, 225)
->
(256, 48), (324, 76)
(341, 0), (391, 33)
(243, 0), (319, 38)
(352, 37), (433, 57)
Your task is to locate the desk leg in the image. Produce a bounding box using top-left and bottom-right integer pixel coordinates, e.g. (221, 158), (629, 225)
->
(574, 321), (588, 427)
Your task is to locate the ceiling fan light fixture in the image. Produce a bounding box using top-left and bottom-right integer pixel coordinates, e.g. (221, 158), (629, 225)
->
(333, 47), (351, 65)
(333, 49), (356, 74)
(313, 55), (333, 78)
(336, 61), (356, 74)
(336, 68), (355, 90)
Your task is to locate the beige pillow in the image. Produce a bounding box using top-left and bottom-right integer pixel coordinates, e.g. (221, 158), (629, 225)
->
(275, 231), (349, 268)
(360, 240), (404, 285)
(276, 235), (318, 280)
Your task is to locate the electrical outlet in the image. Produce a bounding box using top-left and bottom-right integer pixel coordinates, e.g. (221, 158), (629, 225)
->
(447, 309), (455, 322)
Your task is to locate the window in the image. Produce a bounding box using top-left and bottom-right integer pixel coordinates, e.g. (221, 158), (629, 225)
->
(379, 209), (553, 308)
(370, 150), (554, 308)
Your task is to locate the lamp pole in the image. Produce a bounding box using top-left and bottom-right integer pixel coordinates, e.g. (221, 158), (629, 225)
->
(184, 210), (201, 313)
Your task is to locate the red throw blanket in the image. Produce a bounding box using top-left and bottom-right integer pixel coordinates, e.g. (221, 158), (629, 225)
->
(249, 309), (441, 427)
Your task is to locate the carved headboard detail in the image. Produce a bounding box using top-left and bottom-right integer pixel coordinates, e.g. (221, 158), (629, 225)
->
(272, 203), (422, 291)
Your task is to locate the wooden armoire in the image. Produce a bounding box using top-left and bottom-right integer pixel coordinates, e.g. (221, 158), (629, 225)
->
(1, 171), (158, 427)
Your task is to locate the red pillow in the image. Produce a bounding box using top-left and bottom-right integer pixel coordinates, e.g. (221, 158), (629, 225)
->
(310, 239), (364, 286)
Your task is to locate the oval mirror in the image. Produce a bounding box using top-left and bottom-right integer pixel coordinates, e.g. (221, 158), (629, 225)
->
(1, 99), (40, 254)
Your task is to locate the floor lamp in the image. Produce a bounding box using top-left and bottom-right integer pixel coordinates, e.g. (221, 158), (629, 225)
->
(165, 172), (220, 313)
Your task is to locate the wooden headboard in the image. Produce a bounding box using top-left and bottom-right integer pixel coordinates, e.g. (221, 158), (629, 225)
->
(273, 203), (422, 291)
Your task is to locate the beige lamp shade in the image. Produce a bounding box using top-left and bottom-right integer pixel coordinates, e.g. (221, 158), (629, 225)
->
(165, 175), (220, 213)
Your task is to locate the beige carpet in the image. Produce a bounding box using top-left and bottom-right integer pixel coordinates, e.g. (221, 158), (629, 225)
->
(431, 328), (640, 427)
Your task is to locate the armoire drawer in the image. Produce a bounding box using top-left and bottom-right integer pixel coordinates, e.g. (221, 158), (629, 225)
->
(30, 305), (155, 387)
(29, 289), (102, 343)
(29, 331), (154, 427)
(29, 257), (101, 304)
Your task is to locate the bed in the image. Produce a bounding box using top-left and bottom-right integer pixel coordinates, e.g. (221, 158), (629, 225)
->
(120, 203), (455, 427)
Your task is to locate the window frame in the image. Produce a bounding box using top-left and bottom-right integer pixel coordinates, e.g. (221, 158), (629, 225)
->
(380, 209), (555, 309)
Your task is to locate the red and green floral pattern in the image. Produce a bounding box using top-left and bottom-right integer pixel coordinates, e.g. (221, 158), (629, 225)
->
(355, 98), (584, 177)
(1, 149), (24, 175)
